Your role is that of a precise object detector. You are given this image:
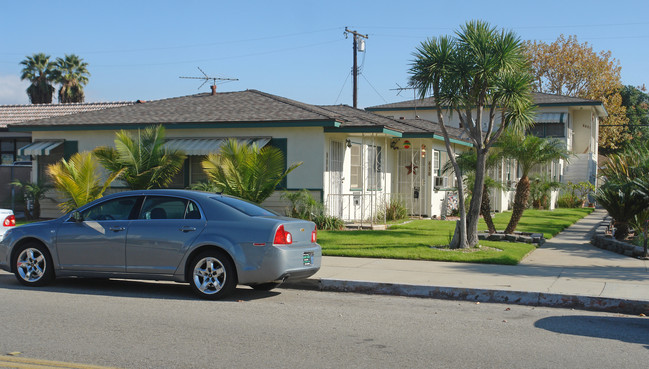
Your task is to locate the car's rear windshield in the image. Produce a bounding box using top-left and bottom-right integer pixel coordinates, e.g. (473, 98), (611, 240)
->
(211, 196), (278, 217)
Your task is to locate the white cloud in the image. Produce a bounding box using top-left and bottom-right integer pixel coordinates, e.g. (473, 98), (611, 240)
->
(0, 74), (30, 105)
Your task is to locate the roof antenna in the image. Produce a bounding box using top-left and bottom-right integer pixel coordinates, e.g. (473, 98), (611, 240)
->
(390, 83), (419, 118)
(180, 67), (239, 95)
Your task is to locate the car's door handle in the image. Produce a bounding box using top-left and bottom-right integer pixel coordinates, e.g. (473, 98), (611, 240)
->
(179, 226), (196, 232)
(109, 226), (126, 232)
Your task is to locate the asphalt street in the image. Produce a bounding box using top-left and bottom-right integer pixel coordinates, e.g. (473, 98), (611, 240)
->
(0, 273), (647, 369)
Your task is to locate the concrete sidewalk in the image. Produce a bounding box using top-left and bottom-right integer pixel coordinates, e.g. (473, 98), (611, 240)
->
(284, 209), (649, 314)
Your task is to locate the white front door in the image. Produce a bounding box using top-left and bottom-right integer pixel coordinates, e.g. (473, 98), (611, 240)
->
(398, 149), (425, 216)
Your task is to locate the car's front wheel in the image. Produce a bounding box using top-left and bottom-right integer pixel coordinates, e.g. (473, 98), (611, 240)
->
(14, 243), (55, 287)
(189, 251), (236, 299)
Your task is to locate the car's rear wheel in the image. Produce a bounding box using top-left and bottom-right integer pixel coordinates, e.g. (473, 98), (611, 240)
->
(14, 243), (54, 287)
(250, 282), (282, 291)
(189, 251), (236, 299)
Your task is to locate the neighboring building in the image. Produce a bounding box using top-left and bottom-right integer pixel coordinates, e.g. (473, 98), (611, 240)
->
(0, 102), (135, 211)
(0, 102), (135, 164)
(367, 92), (607, 211)
(8, 90), (471, 220)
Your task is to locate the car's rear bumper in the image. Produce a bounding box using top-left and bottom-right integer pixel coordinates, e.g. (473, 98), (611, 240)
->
(237, 243), (321, 285)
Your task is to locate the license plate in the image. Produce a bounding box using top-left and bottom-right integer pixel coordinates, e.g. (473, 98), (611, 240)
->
(303, 252), (313, 266)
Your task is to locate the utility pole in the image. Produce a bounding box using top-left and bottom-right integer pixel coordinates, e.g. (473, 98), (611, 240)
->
(344, 27), (368, 108)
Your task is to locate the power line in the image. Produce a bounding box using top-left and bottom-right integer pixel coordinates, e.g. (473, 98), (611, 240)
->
(360, 73), (388, 104)
(0, 27), (344, 56)
(334, 71), (351, 105)
(91, 39), (343, 68)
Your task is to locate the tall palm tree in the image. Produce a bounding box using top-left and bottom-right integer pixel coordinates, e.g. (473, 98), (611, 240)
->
(55, 54), (90, 103)
(201, 139), (302, 204)
(498, 132), (571, 234)
(20, 53), (56, 104)
(47, 152), (123, 213)
(409, 20), (535, 248)
(94, 125), (186, 190)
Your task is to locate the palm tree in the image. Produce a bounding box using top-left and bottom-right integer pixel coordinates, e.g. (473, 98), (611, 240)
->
(598, 139), (649, 243)
(498, 132), (571, 234)
(55, 54), (90, 103)
(595, 182), (646, 240)
(10, 179), (48, 220)
(47, 152), (123, 213)
(201, 139), (302, 204)
(443, 150), (502, 234)
(409, 20), (535, 248)
(20, 53), (56, 104)
(94, 125), (186, 190)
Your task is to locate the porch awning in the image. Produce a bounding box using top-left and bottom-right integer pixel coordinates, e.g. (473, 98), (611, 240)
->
(18, 140), (64, 156)
(164, 137), (271, 156)
(535, 113), (566, 124)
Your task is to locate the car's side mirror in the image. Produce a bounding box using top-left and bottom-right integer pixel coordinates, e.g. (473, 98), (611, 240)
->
(71, 211), (84, 222)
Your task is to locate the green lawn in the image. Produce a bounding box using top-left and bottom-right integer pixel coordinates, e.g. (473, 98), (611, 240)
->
(318, 208), (594, 265)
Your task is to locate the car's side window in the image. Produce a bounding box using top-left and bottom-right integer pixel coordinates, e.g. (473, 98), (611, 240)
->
(139, 196), (189, 220)
(81, 197), (139, 221)
(185, 200), (201, 219)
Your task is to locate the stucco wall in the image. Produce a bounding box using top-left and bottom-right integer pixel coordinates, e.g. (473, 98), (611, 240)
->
(30, 126), (325, 191)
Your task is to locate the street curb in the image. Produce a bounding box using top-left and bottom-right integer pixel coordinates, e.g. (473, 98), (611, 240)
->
(282, 278), (649, 315)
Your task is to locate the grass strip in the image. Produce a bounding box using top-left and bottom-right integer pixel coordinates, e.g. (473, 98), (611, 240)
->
(319, 208), (594, 265)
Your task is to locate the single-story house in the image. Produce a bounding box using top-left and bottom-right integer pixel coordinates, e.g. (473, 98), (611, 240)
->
(366, 92), (607, 211)
(8, 90), (471, 221)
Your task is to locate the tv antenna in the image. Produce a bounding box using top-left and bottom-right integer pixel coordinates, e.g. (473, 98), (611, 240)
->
(390, 83), (416, 97)
(390, 83), (419, 117)
(179, 67), (238, 91)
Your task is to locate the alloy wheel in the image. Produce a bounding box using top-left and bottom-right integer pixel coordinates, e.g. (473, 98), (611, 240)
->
(192, 257), (226, 295)
(17, 248), (47, 283)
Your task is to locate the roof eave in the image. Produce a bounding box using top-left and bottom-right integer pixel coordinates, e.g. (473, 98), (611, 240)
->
(8, 119), (342, 132)
(324, 126), (403, 137)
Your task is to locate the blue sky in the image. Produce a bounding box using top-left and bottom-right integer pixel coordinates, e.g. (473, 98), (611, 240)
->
(1, 0), (647, 108)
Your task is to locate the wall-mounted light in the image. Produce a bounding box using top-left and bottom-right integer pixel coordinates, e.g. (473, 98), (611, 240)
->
(346, 138), (352, 148)
(390, 140), (399, 150)
(421, 144), (426, 158)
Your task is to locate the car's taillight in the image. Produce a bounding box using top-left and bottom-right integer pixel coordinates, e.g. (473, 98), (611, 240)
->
(273, 225), (292, 245)
(3, 215), (15, 227)
(311, 228), (317, 243)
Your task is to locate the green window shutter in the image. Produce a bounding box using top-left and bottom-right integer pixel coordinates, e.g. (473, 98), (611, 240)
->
(269, 138), (288, 189)
(63, 141), (78, 160)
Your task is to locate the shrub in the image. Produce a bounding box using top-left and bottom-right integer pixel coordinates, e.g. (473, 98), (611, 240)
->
(313, 214), (345, 230)
(556, 194), (583, 208)
(376, 199), (408, 222)
(528, 176), (561, 209)
(281, 189), (343, 230)
(558, 181), (595, 208)
(282, 189), (324, 220)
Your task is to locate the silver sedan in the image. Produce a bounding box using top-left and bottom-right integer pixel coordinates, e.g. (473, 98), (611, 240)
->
(0, 189), (321, 299)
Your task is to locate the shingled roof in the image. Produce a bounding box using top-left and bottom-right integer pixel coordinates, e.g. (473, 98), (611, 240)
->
(0, 101), (135, 129)
(6, 90), (471, 144)
(317, 105), (469, 143)
(365, 92), (604, 111)
(7, 90), (342, 128)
